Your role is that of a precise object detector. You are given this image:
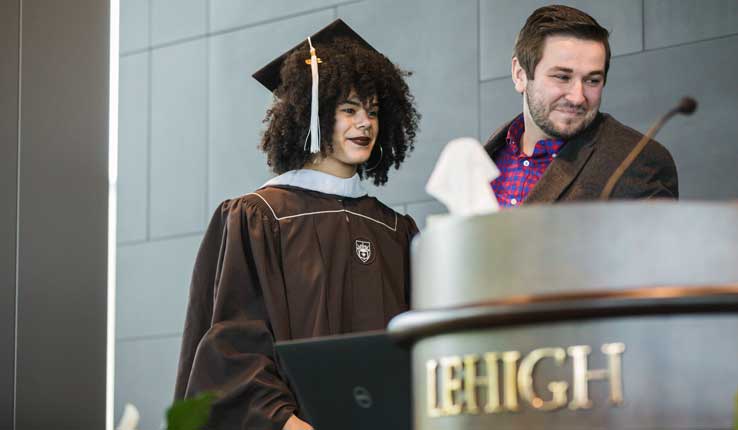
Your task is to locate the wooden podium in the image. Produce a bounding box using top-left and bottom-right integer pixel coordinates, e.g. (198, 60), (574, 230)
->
(389, 201), (738, 430)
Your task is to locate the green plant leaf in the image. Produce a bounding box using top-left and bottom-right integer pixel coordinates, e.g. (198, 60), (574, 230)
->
(166, 392), (216, 430)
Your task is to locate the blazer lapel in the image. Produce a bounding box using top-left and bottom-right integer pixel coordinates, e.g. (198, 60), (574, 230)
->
(525, 113), (603, 203)
(483, 114), (603, 203)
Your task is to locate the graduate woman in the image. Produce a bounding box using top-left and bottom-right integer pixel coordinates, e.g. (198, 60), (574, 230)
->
(174, 20), (420, 430)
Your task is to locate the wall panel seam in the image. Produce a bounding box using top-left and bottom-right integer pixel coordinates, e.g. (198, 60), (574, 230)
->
(479, 74), (509, 85)
(120, 20), (738, 62)
(627, 32), (738, 58)
(118, 230), (204, 247)
(403, 198), (447, 207)
(476, 0), (481, 140)
(145, 0), (152, 242)
(13, 0), (23, 427)
(641, 0), (645, 53)
(122, 2), (360, 58)
(204, 0), (210, 225)
(117, 332), (182, 343)
(481, 31), (738, 83)
(172, 0), (365, 51)
(145, 57), (152, 241)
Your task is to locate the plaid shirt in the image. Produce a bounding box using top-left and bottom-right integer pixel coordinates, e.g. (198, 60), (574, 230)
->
(491, 114), (565, 207)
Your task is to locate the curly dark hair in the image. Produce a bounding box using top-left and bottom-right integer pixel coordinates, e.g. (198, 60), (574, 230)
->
(260, 37), (420, 186)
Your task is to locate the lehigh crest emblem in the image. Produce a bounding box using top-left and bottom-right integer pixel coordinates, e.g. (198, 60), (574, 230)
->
(355, 239), (372, 264)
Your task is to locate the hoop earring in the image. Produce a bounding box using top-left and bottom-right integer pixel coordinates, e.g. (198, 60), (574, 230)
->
(365, 145), (383, 172)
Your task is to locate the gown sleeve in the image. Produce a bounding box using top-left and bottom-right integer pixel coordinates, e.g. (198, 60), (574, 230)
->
(174, 197), (298, 430)
(402, 214), (420, 307)
(404, 214), (419, 239)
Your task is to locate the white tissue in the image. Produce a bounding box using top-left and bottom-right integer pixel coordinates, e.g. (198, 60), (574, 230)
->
(425, 137), (500, 216)
(116, 403), (140, 430)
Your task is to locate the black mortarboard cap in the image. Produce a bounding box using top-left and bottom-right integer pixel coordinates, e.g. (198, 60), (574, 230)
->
(252, 19), (376, 92)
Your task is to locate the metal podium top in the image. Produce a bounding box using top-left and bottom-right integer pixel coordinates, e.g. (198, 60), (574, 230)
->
(411, 201), (738, 310)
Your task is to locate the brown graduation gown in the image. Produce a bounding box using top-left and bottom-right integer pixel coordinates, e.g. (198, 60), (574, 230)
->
(174, 185), (418, 430)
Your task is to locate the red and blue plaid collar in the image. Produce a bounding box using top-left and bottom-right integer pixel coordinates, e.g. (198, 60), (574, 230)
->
(505, 114), (565, 158)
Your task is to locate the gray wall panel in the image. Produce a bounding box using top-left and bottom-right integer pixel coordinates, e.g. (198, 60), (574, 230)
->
(479, 77), (522, 142)
(15, 0), (108, 428)
(480, 0), (643, 81)
(338, 0), (480, 141)
(208, 10), (334, 209)
(150, 39), (208, 238)
(115, 336), (181, 430)
(645, 0), (738, 49)
(117, 235), (200, 339)
(391, 204), (407, 215)
(0, 0), (19, 426)
(364, 140), (447, 205)
(121, 0), (150, 54)
(210, 0), (351, 33)
(151, 0), (207, 46)
(115, 0), (738, 423)
(406, 200), (448, 231)
(339, 0), (479, 205)
(601, 35), (738, 199)
(118, 53), (149, 243)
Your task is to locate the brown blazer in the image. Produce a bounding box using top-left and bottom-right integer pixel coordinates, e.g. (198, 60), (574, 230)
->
(483, 113), (679, 203)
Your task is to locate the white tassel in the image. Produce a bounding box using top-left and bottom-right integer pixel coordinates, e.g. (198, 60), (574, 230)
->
(304, 37), (321, 154)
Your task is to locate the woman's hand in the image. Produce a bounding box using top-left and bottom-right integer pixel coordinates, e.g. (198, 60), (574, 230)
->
(282, 414), (314, 430)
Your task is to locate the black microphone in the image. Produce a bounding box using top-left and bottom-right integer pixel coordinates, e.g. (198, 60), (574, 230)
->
(600, 96), (697, 200)
(676, 97), (697, 115)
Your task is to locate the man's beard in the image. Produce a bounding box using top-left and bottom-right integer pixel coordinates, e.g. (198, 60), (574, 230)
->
(526, 88), (597, 140)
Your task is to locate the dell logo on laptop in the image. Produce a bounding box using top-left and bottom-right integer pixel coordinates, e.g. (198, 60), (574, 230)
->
(352, 386), (373, 408)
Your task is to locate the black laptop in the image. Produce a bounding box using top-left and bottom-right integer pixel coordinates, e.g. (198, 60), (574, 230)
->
(275, 331), (411, 430)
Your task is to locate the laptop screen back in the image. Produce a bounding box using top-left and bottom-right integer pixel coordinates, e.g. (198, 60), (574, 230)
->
(275, 331), (411, 430)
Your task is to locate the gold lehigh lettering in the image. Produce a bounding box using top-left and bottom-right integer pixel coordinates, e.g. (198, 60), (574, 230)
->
(426, 360), (442, 418)
(602, 342), (626, 405)
(568, 345), (595, 410)
(426, 342), (625, 418)
(483, 352), (504, 413)
(568, 343), (626, 410)
(462, 354), (483, 414)
(517, 347), (569, 411)
(462, 353), (504, 414)
(440, 356), (463, 416)
(501, 351), (521, 412)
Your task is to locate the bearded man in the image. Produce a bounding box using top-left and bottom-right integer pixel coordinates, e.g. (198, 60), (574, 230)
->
(485, 5), (678, 206)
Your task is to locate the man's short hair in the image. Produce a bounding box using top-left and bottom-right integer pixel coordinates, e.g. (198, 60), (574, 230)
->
(513, 5), (611, 83)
